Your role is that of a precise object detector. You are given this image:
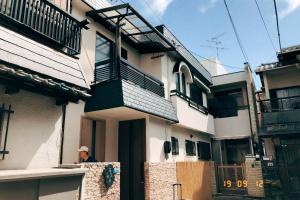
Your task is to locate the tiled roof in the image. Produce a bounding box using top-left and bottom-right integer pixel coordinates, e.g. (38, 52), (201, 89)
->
(255, 62), (279, 73)
(281, 45), (300, 54)
(122, 80), (178, 122)
(0, 64), (90, 100)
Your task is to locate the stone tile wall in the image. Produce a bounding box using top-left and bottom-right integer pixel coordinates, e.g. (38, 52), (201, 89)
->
(144, 162), (177, 200)
(80, 162), (120, 200)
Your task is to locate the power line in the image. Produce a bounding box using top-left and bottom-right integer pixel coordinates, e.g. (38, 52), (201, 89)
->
(190, 50), (244, 70)
(254, 0), (277, 55)
(223, 0), (250, 64)
(273, 0), (282, 52)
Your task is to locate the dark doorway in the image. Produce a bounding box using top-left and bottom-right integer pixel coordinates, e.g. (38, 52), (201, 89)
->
(118, 119), (146, 200)
(275, 137), (300, 196)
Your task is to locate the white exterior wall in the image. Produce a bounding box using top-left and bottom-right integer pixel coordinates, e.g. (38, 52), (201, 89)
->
(171, 96), (215, 134)
(0, 85), (62, 170)
(147, 117), (210, 163)
(214, 109), (252, 139)
(63, 101), (85, 164)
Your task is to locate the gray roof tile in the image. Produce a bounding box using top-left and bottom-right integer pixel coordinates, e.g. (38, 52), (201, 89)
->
(122, 80), (178, 122)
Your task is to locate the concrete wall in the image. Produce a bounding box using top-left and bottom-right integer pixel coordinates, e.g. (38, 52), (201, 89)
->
(0, 85), (62, 170)
(266, 67), (300, 90)
(214, 109), (251, 139)
(171, 96), (215, 134)
(147, 117), (211, 162)
(81, 162), (120, 200)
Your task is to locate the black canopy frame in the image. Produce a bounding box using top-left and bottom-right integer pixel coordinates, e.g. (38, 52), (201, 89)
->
(86, 3), (176, 54)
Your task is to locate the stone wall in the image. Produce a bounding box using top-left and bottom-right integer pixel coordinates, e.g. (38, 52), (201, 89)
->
(144, 162), (177, 200)
(245, 156), (265, 198)
(80, 163), (120, 200)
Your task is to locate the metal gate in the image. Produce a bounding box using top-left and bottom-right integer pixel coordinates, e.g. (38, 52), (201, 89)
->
(216, 164), (247, 194)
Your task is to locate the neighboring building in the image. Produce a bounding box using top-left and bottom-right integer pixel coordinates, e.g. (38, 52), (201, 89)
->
(0, 0), (90, 199)
(256, 45), (300, 197)
(201, 60), (258, 165)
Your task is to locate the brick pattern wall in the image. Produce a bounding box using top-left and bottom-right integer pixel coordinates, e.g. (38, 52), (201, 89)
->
(81, 163), (120, 200)
(144, 162), (177, 200)
(245, 157), (265, 198)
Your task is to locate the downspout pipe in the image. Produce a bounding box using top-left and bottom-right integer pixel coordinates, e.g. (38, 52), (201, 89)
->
(59, 104), (67, 165)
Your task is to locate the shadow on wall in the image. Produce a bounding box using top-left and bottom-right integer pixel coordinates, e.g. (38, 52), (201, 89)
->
(0, 87), (62, 170)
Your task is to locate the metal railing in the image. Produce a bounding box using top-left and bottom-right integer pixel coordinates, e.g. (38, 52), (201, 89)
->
(170, 90), (208, 114)
(259, 95), (300, 113)
(0, 0), (82, 55)
(216, 164), (247, 195)
(94, 59), (165, 97)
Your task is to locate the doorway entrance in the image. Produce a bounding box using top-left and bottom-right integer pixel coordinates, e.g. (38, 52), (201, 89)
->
(118, 119), (146, 200)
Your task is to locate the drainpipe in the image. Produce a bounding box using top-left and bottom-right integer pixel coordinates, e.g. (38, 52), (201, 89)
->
(59, 104), (67, 165)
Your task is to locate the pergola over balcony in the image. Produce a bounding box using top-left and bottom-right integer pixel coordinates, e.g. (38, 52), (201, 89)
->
(86, 3), (175, 54)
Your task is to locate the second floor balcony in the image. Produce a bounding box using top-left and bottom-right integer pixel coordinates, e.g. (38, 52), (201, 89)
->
(259, 96), (300, 136)
(85, 59), (178, 123)
(0, 0), (82, 55)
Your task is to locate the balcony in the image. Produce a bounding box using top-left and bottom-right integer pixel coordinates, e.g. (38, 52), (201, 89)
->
(85, 59), (178, 123)
(94, 59), (165, 97)
(0, 0), (82, 55)
(170, 90), (214, 134)
(259, 96), (300, 136)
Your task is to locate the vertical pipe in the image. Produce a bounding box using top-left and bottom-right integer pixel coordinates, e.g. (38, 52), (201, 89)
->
(59, 104), (67, 165)
(115, 17), (121, 78)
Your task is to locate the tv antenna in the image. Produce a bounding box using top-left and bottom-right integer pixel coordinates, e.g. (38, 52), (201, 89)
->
(201, 32), (227, 58)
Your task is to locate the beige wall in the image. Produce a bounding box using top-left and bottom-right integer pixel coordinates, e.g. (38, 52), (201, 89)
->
(214, 109), (252, 139)
(0, 85), (62, 170)
(147, 117), (211, 163)
(266, 67), (300, 90)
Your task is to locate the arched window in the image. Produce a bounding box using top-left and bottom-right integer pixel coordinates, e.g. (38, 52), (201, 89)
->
(173, 62), (193, 96)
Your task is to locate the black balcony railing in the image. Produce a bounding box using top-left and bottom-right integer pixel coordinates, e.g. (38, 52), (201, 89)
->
(94, 59), (165, 97)
(0, 0), (82, 55)
(170, 90), (208, 114)
(259, 96), (300, 135)
(259, 95), (300, 113)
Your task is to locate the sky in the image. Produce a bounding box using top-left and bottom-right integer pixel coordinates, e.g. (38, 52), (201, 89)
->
(117, 0), (300, 87)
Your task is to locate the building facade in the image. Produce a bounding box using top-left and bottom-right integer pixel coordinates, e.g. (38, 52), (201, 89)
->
(256, 45), (300, 198)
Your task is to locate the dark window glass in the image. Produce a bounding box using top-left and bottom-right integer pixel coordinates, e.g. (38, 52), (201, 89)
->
(175, 73), (180, 91)
(197, 141), (211, 161)
(190, 83), (204, 106)
(121, 48), (128, 60)
(181, 73), (186, 95)
(185, 140), (196, 156)
(210, 88), (245, 118)
(95, 33), (113, 66)
(171, 137), (179, 155)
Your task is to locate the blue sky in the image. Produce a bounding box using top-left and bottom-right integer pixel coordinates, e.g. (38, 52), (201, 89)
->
(123, 0), (300, 86)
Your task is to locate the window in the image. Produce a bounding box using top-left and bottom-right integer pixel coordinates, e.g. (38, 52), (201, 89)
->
(185, 140), (196, 156)
(95, 33), (113, 67)
(181, 73), (187, 95)
(121, 48), (128, 60)
(175, 73), (180, 91)
(171, 137), (179, 155)
(190, 83), (203, 106)
(210, 88), (245, 118)
(197, 141), (211, 161)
